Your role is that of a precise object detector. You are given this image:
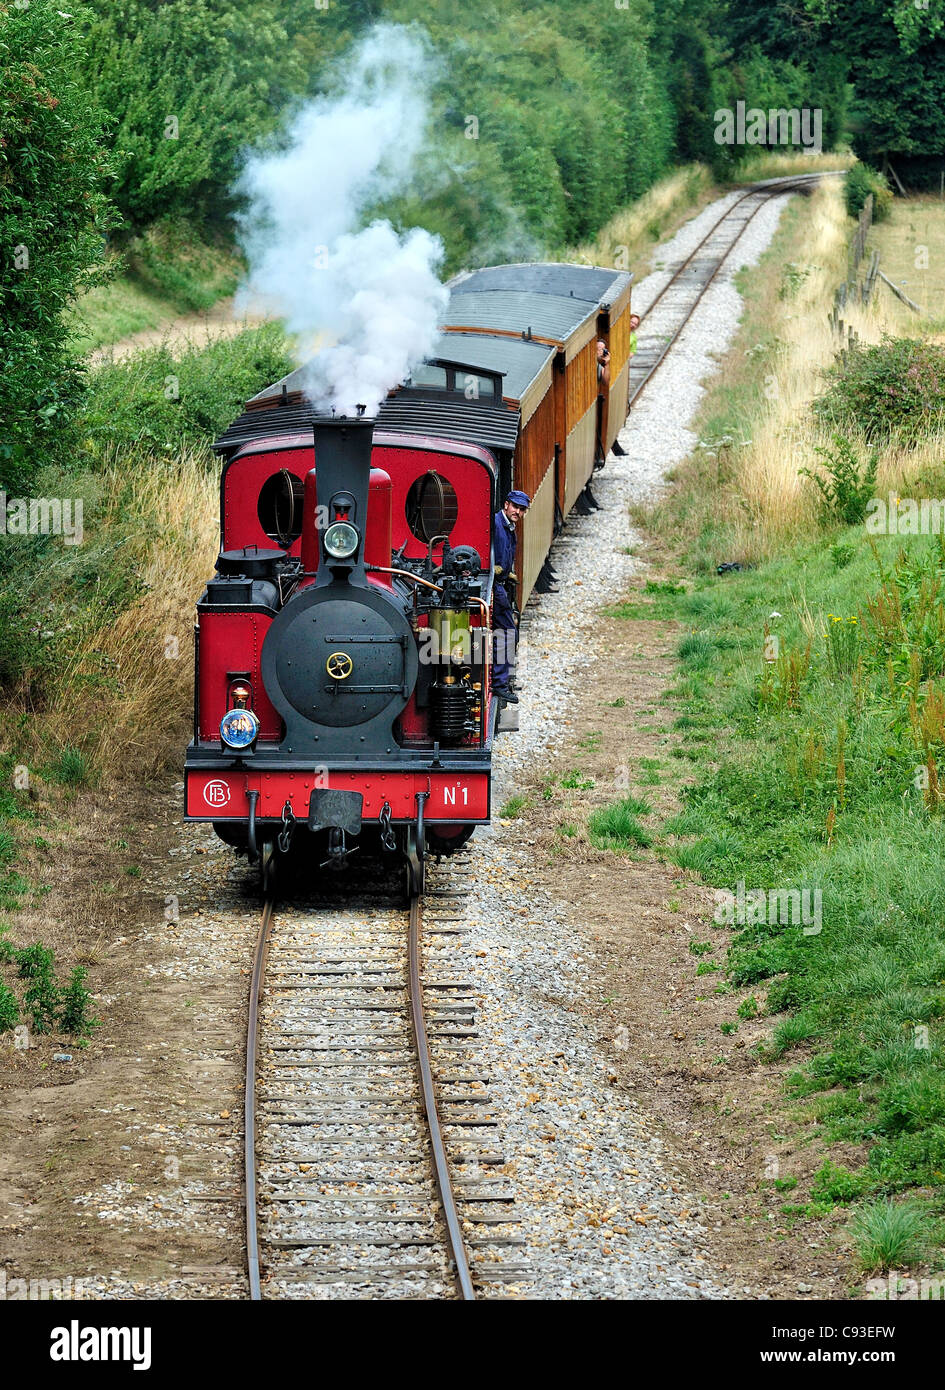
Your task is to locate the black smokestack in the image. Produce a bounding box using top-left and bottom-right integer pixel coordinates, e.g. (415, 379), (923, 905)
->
(311, 414), (376, 587)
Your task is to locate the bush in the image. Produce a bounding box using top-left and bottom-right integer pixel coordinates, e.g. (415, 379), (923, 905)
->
(844, 163), (893, 223)
(80, 322), (294, 458)
(0, 0), (115, 491)
(799, 435), (879, 526)
(813, 338), (945, 444)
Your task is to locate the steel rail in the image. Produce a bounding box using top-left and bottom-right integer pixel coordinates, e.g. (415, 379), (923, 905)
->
(637, 174), (828, 329)
(628, 190), (770, 409)
(245, 890), (276, 1301)
(629, 174), (838, 410)
(407, 892), (476, 1301)
(628, 176), (828, 411)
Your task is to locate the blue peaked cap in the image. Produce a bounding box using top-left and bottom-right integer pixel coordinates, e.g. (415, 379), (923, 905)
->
(506, 490), (531, 508)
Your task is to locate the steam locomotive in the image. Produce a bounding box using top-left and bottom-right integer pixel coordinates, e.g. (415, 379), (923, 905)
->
(183, 262), (633, 891)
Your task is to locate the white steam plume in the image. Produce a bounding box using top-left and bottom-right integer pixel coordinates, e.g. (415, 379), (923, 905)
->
(235, 25), (448, 416)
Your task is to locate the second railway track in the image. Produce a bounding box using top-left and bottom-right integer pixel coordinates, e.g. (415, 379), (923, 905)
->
(244, 855), (529, 1299)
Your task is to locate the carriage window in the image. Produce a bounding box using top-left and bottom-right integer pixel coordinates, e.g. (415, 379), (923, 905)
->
(257, 469), (304, 547)
(406, 471), (459, 543)
(406, 364), (448, 389)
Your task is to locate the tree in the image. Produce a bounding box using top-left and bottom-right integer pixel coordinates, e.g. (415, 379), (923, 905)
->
(803, 0), (945, 183)
(78, 0), (308, 228)
(0, 0), (114, 489)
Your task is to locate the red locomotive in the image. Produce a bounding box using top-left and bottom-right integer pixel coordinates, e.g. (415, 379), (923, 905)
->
(184, 262), (633, 890)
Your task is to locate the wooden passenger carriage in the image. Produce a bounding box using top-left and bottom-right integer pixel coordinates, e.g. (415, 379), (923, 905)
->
(434, 261), (633, 602)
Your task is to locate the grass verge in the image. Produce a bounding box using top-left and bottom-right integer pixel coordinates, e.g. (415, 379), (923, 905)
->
(614, 179), (945, 1266)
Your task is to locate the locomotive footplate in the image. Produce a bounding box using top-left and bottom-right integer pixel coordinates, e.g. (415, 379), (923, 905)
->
(307, 789), (363, 835)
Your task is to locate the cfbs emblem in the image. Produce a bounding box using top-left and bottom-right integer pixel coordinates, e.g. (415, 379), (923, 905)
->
(203, 779), (231, 809)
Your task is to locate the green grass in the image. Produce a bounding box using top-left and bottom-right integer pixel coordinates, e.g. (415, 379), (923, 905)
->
(588, 796), (652, 851)
(499, 795), (528, 819)
(638, 533), (945, 1220)
(851, 1198), (935, 1272)
(67, 278), (176, 357)
(66, 221), (245, 355)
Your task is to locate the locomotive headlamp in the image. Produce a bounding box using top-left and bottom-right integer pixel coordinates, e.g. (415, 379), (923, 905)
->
(220, 706), (260, 750)
(323, 521), (359, 560)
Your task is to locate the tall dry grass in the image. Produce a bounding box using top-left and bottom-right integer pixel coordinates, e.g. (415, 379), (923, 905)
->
(570, 164), (715, 278)
(734, 148), (855, 182)
(43, 446), (218, 779)
(667, 180), (945, 563)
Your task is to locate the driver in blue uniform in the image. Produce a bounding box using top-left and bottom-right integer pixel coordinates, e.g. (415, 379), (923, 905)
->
(492, 489), (530, 703)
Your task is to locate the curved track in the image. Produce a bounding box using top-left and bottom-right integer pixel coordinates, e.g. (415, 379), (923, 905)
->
(243, 856), (525, 1299)
(627, 172), (841, 410)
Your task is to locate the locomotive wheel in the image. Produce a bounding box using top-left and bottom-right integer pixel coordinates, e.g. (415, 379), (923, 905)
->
(425, 824), (476, 857)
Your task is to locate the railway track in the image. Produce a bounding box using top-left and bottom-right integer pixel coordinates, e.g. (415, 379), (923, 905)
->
(243, 855), (528, 1299)
(628, 172), (841, 409)
(235, 174), (840, 1302)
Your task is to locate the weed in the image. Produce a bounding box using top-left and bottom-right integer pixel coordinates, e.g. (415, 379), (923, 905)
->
(799, 434), (879, 527)
(779, 262), (811, 300)
(606, 697), (626, 708)
(23, 965), (60, 1034)
(689, 939), (714, 956)
(588, 798), (652, 851)
(830, 540), (856, 570)
(811, 1160), (867, 1205)
(720, 1021), (738, 1035)
(499, 795), (528, 819)
(737, 994), (759, 1019)
(16, 943), (55, 980)
(0, 981), (18, 1032)
(560, 770), (595, 791)
(851, 1198), (931, 1271)
(58, 967), (100, 1038)
(773, 1176), (798, 1192)
(825, 615), (860, 676)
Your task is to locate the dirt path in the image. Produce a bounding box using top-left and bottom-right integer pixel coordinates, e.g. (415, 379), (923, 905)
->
(88, 296), (271, 366)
